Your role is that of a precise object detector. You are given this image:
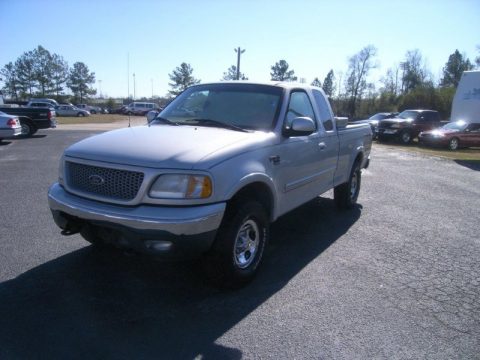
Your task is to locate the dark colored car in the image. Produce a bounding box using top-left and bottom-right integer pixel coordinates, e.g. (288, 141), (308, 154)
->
(355, 112), (398, 138)
(419, 121), (480, 150)
(376, 110), (441, 144)
(108, 105), (128, 114)
(0, 105), (57, 136)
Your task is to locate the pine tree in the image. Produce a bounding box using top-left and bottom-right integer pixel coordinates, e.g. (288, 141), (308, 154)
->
(270, 60), (297, 81)
(168, 63), (200, 96)
(440, 50), (474, 87)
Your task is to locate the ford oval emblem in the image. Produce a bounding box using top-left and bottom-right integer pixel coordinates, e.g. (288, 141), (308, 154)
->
(89, 174), (105, 186)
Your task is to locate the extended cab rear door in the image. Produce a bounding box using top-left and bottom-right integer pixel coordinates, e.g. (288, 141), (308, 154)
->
(311, 89), (339, 186)
(274, 89), (338, 215)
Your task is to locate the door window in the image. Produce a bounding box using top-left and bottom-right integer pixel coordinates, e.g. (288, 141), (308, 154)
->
(285, 91), (316, 129)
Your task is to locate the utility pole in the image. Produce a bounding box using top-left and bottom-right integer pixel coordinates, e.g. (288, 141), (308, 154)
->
(133, 73), (136, 100)
(151, 78), (153, 98)
(234, 47), (245, 80)
(127, 53), (130, 100)
(98, 79), (102, 98)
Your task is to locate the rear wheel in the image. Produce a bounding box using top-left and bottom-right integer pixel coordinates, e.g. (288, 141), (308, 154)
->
(334, 161), (361, 210)
(448, 137), (459, 151)
(204, 200), (269, 288)
(20, 121), (34, 137)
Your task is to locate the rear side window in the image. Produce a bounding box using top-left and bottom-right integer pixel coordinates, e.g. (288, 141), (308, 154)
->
(312, 90), (334, 131)
(421, 112), (439, 122)
(467, 123), (480, 132)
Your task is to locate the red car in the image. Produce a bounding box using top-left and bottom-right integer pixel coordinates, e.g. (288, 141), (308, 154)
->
(419, 121), (480, 150)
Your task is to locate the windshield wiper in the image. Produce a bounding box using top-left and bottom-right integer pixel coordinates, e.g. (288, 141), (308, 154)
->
(151, 116), (179, 126)
(185, 118), (249, 132)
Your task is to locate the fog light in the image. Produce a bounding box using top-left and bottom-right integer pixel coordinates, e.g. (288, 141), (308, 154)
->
(144, 240), (173, 252)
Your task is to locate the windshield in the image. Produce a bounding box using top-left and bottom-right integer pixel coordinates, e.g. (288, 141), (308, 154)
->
(398, 110), (419, 120)
(369, 113), (388, 120)
(442, 121), (467, 131)
(155, 83), (283, 131)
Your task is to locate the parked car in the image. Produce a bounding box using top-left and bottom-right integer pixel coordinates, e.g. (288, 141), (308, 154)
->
(76, 104), (101, 114)
(26, 101), (55, 109)
(125, 102), (160, 115)
(0, 111), (22, 141)
(376, 110), (442, 144)
(419, 121), (480, 150)
(108, 106), (128, 114)
(0, 105), (56, 137)
(29, 98), (58, 107)
(55, 105), (90, 117)
(48, 81), (372, 286)
(355, 112), (398, 138)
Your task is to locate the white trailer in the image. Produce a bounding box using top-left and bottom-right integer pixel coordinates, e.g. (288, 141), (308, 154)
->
(451, 71), (480, 123)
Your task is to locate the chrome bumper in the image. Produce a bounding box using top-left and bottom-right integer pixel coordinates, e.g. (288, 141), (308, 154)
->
(48, 183), (225, 237)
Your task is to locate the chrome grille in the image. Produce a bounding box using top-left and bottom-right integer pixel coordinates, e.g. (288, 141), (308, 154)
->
(378, 121), (396, 129)
(66, 161), (144, 201)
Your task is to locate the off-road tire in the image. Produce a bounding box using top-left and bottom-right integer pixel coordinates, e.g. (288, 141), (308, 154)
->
(334, 162), (361, 210)
(204, 200), (269, 288)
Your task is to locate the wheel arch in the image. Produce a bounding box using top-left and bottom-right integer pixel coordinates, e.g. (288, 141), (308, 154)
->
(225, 176), (276, 222)
(19, 116), (35, 127)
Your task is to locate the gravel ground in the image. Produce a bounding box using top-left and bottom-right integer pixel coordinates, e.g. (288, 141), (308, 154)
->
(0, 129), (479, 359)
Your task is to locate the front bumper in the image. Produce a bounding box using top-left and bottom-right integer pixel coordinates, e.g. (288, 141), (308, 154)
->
(48, 183), (226, 257)
(376, 128), (400, 137)
(418, 135), (448, 147)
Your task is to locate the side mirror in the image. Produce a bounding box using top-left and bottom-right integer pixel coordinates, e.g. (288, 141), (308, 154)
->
(335, 117), (348, 128)
(284, 117), (316, 137)
(146, 110), (159, 123)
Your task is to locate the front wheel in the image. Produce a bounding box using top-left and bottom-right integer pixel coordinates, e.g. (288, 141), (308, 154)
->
(448, 137), (459, 151)
(205, 200), (269, 288)
(77, 112), (85, 117)
(399, 130), (412, 144)
(334, 162), (361, 210)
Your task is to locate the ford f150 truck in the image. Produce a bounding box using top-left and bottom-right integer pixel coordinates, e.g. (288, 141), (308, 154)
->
(48, 82), (372, 286)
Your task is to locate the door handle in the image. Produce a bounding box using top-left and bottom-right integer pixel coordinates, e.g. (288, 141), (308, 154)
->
(318, 142), (326, 150)
(269, 155), (280, 165)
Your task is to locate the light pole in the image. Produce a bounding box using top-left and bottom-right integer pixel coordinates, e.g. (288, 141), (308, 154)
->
(234, 47), (245, 80)
(133, 73), (136, 100)
(151, 78), (153, 98)
(98, 79), (102, 98)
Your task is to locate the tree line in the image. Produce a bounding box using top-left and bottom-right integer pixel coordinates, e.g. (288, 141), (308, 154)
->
(0, 45), (96, 103)
(2, 44), (479, 119)
(171, 46), (479, 120)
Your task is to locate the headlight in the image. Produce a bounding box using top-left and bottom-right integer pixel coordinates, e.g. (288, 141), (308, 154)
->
(149, 174), (212, 199)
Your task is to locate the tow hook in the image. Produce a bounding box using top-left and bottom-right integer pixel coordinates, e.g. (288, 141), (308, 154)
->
(60, 222), (81, 236)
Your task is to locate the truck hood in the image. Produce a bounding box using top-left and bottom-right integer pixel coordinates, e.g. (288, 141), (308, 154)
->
(65, 125), (275, 169)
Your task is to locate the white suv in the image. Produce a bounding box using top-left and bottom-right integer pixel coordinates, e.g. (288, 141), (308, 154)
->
(125, 102), (159, 115)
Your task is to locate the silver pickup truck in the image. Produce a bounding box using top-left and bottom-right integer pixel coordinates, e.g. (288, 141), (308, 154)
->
(48, 82), (372, 286)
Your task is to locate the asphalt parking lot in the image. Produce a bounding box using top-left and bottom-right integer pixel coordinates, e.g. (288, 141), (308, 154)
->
(0, 129), (479, 359)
